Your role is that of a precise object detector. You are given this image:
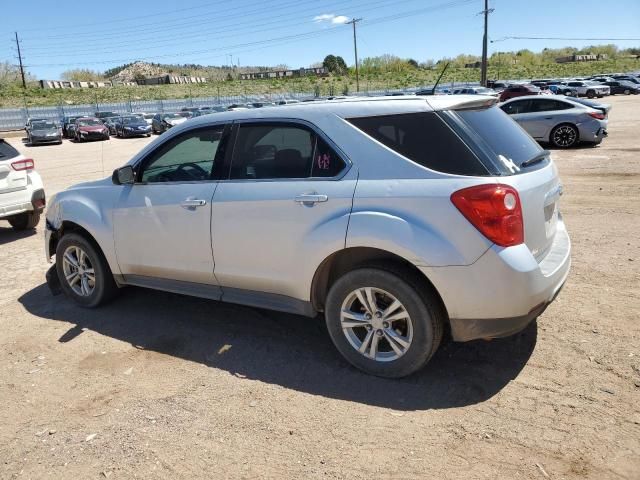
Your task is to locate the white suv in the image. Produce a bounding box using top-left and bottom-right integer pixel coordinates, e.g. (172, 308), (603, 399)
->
(0, 140), (45, 230)
(45, 97), (570, 377)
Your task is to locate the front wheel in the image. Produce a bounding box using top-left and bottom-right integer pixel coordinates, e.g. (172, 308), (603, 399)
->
(325, 267), (443, 378)
(624, 89), (630, 95)
(8, 211), (40, 230)
(550, 124), (579, 148)
(586, 90), (595, 99)
(55, 233), (118, 308)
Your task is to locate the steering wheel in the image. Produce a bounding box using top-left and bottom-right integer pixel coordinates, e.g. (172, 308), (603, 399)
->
(175, 162), (208, 180)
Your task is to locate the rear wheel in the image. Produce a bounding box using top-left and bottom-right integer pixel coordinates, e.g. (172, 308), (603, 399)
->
(325, 267), (443, 378)
(624, 89), (631, 95)
(8, 212), (40, 230)
(586, 90), (595, 99)
(550, 124), (579, 148)
(55, 233), (118, 308)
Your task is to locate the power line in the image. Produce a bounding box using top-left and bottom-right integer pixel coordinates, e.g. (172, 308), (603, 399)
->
(25, 0), (478, 68)
(24, 0), (417, 56)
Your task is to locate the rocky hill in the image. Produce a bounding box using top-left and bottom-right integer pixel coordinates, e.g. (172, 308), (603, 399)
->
(109, 62), (166, 82)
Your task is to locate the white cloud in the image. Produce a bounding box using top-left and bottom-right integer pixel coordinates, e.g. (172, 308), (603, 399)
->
(313, 13), (350, 24)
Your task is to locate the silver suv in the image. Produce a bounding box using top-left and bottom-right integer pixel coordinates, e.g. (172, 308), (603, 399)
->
(45, 96), (571, 377)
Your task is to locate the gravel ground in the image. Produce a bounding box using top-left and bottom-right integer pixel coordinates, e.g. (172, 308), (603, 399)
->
(0, 97), (638, 479)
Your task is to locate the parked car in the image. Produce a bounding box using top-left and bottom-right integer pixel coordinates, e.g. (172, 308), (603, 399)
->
(102, 116), (119, 136)
(276, 99), (301, 105)
(452, 86), (499, 97)
(500, 95), (607, 148)
(611, 75), (640, 85)
(151, 113), (186, 134)
(0, 139), (45, 230)
(44, 96), (570, 378)
(74, 117), (110, 142)
(27, 120), (62, 145)
(603, 80), (640, 95)
(61, 115), (83, 138)
(565, 81), (610, 98)
(199, 106), (227, 113)
(140, 113), (155, 125)
(180, 107), (201, 114)
(499, 84), (541, 101)
(548, 84), (577, 96)
(94, 111), (118, 120)
(115, 115), (152, 138)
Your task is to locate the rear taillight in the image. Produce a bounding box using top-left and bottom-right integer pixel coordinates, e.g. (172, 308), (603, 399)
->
(588, 111), (605, 120)
(451, 184), (524, 247)
(11, 158), (34, 171)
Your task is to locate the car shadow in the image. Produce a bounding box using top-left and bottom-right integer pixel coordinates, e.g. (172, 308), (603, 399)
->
(0, 224), (37, 244)
(18, 283), (537, 411)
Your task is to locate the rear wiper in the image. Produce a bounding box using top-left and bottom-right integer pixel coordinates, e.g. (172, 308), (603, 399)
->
(520, 150), (550, 168)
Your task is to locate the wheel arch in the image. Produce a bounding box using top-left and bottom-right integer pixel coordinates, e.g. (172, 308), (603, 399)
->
(549, 121), (580, 144)
(311, 246), (448, 320)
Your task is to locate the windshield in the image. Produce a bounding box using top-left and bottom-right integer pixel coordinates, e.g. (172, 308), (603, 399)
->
(143, 114), (154, 119)
(77, 119), (102, 126)
(32, 121), (56, 129)
(475, 87), (494, 94)
(122, 116), (142, 124)
(585, 81), (600, 86)
(163, 114), (182, 120)
(453, 105), (545, 174)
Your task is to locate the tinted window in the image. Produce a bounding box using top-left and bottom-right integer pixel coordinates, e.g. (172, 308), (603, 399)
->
(501, 100), (530, 115)
(231, 124), (314, 179)
(568, 82), (582, 87)
(140, 127), (224, 183)
(529, 99), (573, 112)
(312, 137), (345, 177)
(455, 106), (544, 171)
(347, 112), (487, 176)
(0, 140), (19, 160)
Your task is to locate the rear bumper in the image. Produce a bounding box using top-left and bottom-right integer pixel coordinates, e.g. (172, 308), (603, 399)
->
(420, 217), (571, 342)
(578, 120), (608, 144)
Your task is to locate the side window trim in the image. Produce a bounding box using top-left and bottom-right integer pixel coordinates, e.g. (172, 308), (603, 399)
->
(133, 124), (228, 184)
(223, 118), (351, 182)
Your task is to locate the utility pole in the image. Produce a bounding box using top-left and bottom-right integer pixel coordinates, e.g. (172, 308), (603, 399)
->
(15, 32), (26, 89)
(346, 18), (362, 93)
(480, 1), (494, 86)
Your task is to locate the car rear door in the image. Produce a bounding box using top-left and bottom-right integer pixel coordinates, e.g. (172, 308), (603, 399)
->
(113, 125), (229, 289)
(211, 120), (357, 304)
(525, 98), (574, 139)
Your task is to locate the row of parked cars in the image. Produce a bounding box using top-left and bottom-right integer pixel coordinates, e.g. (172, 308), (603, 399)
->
(23, 99), (318, 146)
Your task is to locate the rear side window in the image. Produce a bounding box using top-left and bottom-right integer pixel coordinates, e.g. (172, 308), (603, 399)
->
(528, 99), (573, 112)
(453, 106), (544, 173)
(347, 112), (488, 176)
(0, 140), (19, 160)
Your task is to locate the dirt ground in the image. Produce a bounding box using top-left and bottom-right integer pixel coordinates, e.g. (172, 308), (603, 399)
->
(0, 97), (638, 479)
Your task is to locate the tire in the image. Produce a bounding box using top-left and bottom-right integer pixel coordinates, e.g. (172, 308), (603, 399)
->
(325, 266), (444, 378)
(550, 123), (579, 148)
(624, 89), (630, 95)
(8, 211), (40, 230)
(586, 90), (595, 99)
(55, 233), (118, 308)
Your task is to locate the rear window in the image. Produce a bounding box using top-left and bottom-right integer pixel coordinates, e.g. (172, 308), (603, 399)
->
(347, 112), (489, 176)
(453, 106), (545, 172)
(0, 140), (19, 160)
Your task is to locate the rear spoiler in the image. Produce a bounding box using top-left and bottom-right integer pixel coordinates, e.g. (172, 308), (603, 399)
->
(425, 96), (499, 112)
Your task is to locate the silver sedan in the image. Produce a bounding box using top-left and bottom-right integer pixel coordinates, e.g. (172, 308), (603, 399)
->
(500, 95), (608, 148)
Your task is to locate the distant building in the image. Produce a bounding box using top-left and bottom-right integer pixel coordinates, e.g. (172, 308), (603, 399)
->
(240, 67), (328, 80)
(135, 75), (207, 86)
(39, 80), (115, 89)
(555, 54), (608, 64)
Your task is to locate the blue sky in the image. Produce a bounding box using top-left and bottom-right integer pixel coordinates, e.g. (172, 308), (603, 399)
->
(1, 0), (639, 79)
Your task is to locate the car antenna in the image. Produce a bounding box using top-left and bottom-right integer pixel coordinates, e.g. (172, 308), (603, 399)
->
(432, 62), (450, 95)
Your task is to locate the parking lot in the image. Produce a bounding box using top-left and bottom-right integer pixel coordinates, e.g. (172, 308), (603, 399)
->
(0, 95), (638, 479)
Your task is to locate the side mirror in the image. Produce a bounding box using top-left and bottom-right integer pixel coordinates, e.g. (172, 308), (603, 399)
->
(112, 165), (135, 185)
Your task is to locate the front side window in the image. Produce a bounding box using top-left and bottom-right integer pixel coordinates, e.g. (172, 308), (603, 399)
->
(140, 127), (225, 183)
(230, 123), (345, 180)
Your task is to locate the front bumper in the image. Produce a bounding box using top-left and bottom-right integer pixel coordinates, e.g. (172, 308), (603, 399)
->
(420, 218), (571, 342)
(31, 136), (61, 144)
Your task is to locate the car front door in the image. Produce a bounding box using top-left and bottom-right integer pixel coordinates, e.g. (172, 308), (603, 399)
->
(211, 120), (357, 307)
(113, 124), (229, 290)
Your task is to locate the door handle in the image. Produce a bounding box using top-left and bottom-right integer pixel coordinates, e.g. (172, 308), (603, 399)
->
(294, 194), (328, 205)
(181, 199), (207, 209)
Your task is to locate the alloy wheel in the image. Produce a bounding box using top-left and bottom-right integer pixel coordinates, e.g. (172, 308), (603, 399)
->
(62, 245), (96, 297)
(553, 125), (577, 147)
(340, 287), (413, 362)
